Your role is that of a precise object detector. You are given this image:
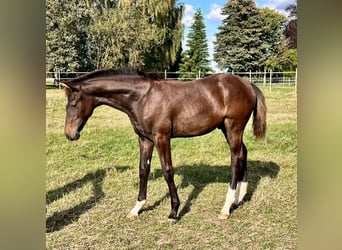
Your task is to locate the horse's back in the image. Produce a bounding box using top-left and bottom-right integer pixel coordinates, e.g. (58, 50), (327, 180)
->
(147, 74), (255, 137)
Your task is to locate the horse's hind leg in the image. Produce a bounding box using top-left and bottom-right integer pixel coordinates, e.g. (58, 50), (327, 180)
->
(234, 143), (247, 207)
(127, 136), (154, 219)
(219, 119), (248, 219)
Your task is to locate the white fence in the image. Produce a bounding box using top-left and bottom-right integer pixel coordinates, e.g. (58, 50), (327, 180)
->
(163, 70), (297, 86)
(46, 69), (297, 88)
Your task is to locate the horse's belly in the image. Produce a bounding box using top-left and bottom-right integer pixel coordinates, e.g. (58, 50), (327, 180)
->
(172, 114), (222, 137)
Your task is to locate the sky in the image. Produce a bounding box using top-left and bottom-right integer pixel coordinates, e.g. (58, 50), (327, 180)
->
(179, 0), (295, 72)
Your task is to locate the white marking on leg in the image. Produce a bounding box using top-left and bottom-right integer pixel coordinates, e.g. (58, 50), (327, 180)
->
(234, 182), (241, 205)
(129, 199), (146, 216)
(237, 181), (248, 204)
(147, 159), (150, 165)
(220, 187), (236, 216)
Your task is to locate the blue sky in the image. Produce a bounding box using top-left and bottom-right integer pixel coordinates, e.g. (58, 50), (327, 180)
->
(179, 0), (295, 72)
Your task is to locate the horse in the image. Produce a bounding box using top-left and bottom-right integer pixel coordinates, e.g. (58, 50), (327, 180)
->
(60, 68), (266, 223)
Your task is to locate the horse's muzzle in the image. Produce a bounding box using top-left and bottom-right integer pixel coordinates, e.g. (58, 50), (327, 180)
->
(65, 131), (80, 141)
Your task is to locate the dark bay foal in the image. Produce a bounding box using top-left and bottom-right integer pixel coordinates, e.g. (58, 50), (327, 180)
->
(61, 68), (266, 223)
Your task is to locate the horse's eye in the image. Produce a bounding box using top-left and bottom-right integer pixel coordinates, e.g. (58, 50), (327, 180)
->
(68, 100), (77, 107)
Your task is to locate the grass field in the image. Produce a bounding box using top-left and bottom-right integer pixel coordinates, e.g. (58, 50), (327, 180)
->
(46, 85), (297, 249)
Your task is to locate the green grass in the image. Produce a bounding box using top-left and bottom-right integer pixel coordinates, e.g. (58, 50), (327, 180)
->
(46, 86), (297, 249)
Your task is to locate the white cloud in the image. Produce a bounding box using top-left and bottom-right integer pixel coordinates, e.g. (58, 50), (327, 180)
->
(182, 4), (195, 27)
(206, 3), (225, 21)
(262, 0), (295, 15)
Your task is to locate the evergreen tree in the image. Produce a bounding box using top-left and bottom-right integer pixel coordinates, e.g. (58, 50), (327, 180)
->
(214, 0), (262, 72)
(179, 9), (212, 79)
(214, 0), (288, 72)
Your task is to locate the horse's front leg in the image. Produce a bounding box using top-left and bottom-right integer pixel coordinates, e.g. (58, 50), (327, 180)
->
(154, 134), (180, 224)
(127, 136), (154, 219)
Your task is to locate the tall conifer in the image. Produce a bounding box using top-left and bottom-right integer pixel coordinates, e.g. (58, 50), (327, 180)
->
(179, 9), (212, 79)
(214, 0), (262, 72)
(214, 0), (287, 72)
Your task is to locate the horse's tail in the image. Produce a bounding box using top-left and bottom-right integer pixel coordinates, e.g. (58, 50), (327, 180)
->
(252, 84), (267, 140)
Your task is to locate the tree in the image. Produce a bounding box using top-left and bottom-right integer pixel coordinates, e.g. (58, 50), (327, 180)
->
(46, 0), (184, 72)
(259, 7), (287, 70)
(179, 9), (212, 79)
(88, 5), (162, 69)
(264, 3), (297, 71)
(88, 0), (184, 70)
(141, 0), (184, 71)
(214, 0), (263, 72)
(284, 2), (297, 49)
(214, 0), (288, 72)
(46, 0), (92, 72)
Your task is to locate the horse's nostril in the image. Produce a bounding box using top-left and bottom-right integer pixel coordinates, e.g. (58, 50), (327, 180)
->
(74, 132), (80, 140)
(65, 132), (80, 141)
(65, 133), (71, 140)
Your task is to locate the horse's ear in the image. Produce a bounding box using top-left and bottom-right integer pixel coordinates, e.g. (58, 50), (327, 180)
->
(60, 82), (79, 92)
(59, 82), (71, 90)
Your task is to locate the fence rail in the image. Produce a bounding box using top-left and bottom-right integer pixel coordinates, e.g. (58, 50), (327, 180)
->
(46, 69), (297, 89)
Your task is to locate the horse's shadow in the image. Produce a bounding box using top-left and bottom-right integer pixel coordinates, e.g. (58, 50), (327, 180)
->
(46, 166), (131, 233)
(46, 161), (279, 232)
(142, 161), (280, 219)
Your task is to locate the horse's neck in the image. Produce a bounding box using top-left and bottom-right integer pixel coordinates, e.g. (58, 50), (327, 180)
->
(88, 77), (151, 114)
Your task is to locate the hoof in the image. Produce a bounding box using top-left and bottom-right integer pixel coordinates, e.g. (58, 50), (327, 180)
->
(231, 203), (239, 210)
(218, 212), (229, 220)
(127, 212), (139, 220)
(168, 218), (178, 225)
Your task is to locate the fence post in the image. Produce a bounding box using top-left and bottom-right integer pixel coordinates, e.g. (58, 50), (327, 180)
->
(57, 70), (61, 89)
(295, 67), (297, 93)
(164, 70), (167, 79)
(264, 70), (266, 85)
(269, 70), (272, 92)
(249, 70), (252, 83)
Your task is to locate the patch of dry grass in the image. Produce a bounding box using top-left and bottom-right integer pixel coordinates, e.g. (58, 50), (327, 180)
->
(46, 85), (297, 249)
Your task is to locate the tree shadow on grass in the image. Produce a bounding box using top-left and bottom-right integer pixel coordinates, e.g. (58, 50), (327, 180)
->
(141, 161), (280, 220)
(46, 166), (131, 233)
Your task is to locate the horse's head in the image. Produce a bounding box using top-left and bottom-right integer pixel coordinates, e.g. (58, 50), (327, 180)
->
(60, 82), (94, 141)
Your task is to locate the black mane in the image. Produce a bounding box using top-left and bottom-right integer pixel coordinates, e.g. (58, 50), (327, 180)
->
(67, 68), (147, 83)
